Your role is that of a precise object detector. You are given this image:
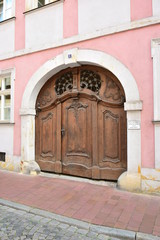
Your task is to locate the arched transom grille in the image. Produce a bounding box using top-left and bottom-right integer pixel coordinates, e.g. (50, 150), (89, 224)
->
(55, 72), (73, 95)
(55, 69), (102, 95)
(80, 70), (101, 93)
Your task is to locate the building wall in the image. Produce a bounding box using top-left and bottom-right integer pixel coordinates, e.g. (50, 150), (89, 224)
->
(0, 0), (160, 192)
(78, 0), (130, 34)
(25, 2), (63, 49)
(152, 0), (160, 16)
(0, 124), (13, 155)
(130, 0), (152, 21)
(0, 25), (156, 166)
(0, 20), (15, 55)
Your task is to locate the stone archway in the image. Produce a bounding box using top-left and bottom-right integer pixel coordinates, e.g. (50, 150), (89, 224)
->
(20, 49), (142, 190)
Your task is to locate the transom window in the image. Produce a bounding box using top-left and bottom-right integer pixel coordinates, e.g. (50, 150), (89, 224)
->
(38, 0), (45, 7)
(0, 75), (11, 121)
(25, 0), (59, 11)
(55, 70), (102, 96)
(55, 72), (73, 95)
(0, 0), (13, 22)
(80, 70), (101, 93)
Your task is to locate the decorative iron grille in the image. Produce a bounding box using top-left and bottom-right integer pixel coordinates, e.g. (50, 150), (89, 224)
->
(55, 72), (73, 95)
(80, 70), (101, 93)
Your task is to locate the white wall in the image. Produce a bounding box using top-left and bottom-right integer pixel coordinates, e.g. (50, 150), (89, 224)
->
(0, 124), (14, 155)
(152, 0), (160, 16)
(25, 3), (63, 49)
(0, 20), (15, 55)
(78, 0), (130, 34)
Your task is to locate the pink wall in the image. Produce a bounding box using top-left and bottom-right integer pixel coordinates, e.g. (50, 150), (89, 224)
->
(63, 0), (78, 38)
(15, 0), (25, 50)
(1, 2), (159, 168)
(131, 0), (153, 21)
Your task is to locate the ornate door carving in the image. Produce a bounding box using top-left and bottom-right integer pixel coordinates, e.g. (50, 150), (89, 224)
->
(62, 98), (92, 178)
(35, 108), (57, 172)
(35, 66), (127, 180)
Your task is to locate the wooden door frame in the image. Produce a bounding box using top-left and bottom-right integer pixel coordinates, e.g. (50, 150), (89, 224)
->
(20, 49), (142, 188)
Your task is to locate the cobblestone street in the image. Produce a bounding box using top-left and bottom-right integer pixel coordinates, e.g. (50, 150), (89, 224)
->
(0, 204), (123, 240)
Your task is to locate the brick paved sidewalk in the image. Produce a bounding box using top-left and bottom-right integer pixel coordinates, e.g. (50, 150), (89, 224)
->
(0, 200), (137, 240)
(1, 199), (160, 240)
(0, 170), (160, 237)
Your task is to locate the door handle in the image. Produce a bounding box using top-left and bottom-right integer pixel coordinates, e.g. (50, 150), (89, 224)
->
(61, 128), (65, 137)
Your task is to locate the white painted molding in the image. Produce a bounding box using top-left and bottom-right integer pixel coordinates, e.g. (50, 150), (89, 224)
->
(21, 115), (35, 162)
(124, 101), (143, 111)
(151, 38), (160, 170)
(19, 108), (36, 116)
(1, 16), (160, 61)
(0, 67), (15, 123)
(151, 38), (160, 120)
(151, 38), (160, 49)
(152, 0), (160, 17)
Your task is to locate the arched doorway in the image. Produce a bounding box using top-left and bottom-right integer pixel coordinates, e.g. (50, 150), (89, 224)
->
(35, 65), (127, 180)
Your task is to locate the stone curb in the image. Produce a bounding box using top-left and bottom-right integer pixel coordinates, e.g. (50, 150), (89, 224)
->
(90, 225), (135, 239)
(0, 198), (33, 212)
(136, 233), (160, 240)
(0, 198), (160, 240)
(30, 208), (90, 229)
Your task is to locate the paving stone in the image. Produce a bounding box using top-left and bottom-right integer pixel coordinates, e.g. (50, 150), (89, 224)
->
(87, 231), (98, 238)
(67, 226), (78, 233)
(31, 215), (44, 222)
(1, 237), (8, 240)
(58, 223), (70, 229)
(0, 199), (158, 240)
(61, 237), (72, 240)
(48, 219), (59, 226)
(77, 228), (89, 235)
(98, 234), (112, 240)
(39, 217), (51, 224)
(20, 237), (26, 240)
(46, 236), (55, 240)
(64, 231), (74, 237)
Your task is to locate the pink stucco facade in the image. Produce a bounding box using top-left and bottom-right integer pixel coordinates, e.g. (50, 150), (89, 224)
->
(130, 0), (153, 21)
(0, 0), (160, 192)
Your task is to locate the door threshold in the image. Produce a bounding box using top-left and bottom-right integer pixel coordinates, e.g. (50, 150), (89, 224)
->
(40, 171), (117, 188)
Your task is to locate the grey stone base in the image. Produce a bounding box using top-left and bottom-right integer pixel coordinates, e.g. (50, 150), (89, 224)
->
(21, 161), (40, 175)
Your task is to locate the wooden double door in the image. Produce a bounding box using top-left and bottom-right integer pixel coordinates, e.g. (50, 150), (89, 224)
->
(35, 66), (127, 180)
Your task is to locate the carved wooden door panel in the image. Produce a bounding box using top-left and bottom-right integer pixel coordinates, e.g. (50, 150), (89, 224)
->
(35, 76), (62, 173)
(61, 97), (92, 178)
(97, 105), (127, 180)
(35, 108), (57, 172)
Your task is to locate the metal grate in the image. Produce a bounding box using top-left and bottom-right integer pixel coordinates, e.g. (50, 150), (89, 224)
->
(0, 152), (6, 162)
(80, 70), (101, 93)
(55, 72), (73, 95)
